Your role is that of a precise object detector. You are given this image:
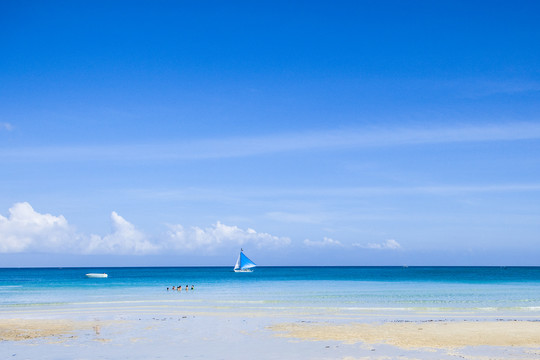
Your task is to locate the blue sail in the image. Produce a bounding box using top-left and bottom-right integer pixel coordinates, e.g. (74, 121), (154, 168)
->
(239, 252), (256, 269)
(234, 251), (256, 271)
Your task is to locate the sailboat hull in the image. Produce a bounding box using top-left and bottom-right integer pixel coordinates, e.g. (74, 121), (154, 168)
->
(86, 273), (108, 278)
(233, 268), (253, 273)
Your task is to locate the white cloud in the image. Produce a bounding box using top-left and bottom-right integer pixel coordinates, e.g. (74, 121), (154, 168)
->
(0, 203), (157, 255)
(0, 202), (76, 253)
(166, 221), (291, 253)
(303, 237), (342, 247)
(0, 203), (291, 255)
(82, 212), (159, 255)
(354, 239), (402, 250)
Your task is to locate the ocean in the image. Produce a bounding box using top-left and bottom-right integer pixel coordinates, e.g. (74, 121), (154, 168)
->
(2, 267), (540, 315)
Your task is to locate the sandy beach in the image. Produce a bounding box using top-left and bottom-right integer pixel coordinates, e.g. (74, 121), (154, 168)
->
(271, 320), (540, 348)
(2, 301), (540, 360)
(0, 318), (102, 341)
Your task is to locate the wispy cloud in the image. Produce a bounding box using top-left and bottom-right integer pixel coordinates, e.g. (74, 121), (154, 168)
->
(266, 211), (329, 224)
(2, 122), (540, 162)
(0, 122), (13, 131)
(303, 237), (342, 247)
(449, 79), (540, 98)
(353, 239), (402, 250)
(128, 183), (540, 204)
(272, 183), (540, 197)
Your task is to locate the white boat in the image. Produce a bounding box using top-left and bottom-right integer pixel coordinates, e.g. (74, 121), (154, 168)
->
(234, 249), (256, 272)
(85, 273), (108, 278)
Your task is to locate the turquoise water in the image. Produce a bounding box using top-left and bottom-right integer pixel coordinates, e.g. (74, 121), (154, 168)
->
(1, 267), (540, 311)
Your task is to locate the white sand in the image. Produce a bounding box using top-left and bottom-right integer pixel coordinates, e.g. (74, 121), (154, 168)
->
(270, 320), (540, 349)
(1, 302), (540, 359)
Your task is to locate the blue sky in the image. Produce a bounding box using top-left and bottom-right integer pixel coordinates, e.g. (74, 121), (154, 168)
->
(1, 1), (539, 266)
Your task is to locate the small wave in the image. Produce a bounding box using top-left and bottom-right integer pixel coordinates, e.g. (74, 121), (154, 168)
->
(342, 307), (410, 311)
(0, 302), (68, 307)
(214, 300), (266, 304)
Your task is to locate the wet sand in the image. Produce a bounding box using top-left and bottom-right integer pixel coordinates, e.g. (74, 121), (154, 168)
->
(0, 318), (106, 341)
(270, 320), (540, 349)
(1, 303), (540, 359)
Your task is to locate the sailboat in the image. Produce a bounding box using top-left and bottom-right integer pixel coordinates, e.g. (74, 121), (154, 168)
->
(234, 249), (256, 272)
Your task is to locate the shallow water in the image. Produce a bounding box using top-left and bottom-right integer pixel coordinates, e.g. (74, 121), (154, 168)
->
(1, 267), (540, 313)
